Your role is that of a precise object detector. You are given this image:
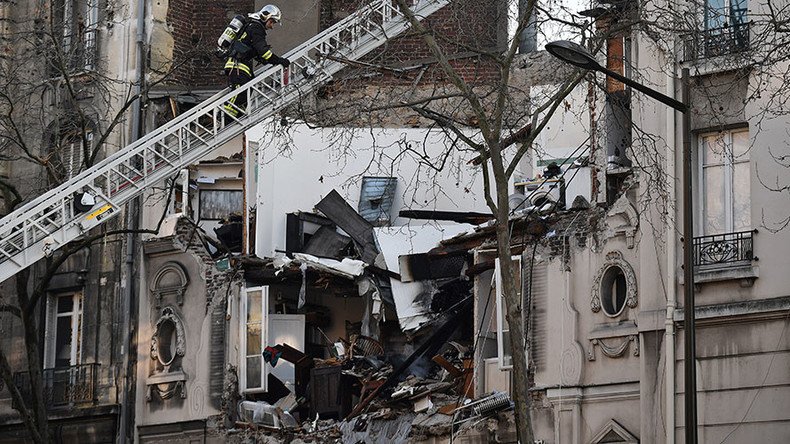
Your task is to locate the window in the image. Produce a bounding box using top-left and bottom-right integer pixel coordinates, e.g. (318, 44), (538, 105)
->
(600, 266), (627, 317)
(44, 293), (83, 369)
(699, 0), (749, 57)
(705, 0), (747, 31)
(240, 286), (268, 393)
(358, 177), (397, 226)
(495, 256), (521, 370)
(55, 130), (92, 180)
(699, 129), (750, 235)
(53, 0), (99, 73)
(199, 190), (243, 220)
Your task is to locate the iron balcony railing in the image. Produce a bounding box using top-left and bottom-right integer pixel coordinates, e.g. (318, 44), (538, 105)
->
(683, 22), (750, 61)
(13, 363), (99, 409)
(693, 230), (756, 268)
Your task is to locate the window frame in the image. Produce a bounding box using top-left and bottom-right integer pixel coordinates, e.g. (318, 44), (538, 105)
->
(697, 128), (750, 236)
(43, 292), (84, 369)
(239, 286), (269, 394)
(198, 189), (244, 221)
(704, 0), (748, 31)
(54, 0), (100, 73)
(494, 256), (521, 371)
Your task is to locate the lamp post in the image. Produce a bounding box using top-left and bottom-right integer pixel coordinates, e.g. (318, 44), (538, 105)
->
(547, 40), (697, 442)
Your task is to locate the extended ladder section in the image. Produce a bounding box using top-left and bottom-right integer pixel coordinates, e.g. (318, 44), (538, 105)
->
(0, 0), (449, 283)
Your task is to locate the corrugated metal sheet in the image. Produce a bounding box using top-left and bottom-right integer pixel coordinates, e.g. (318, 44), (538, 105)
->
(358, 177), (397, 226)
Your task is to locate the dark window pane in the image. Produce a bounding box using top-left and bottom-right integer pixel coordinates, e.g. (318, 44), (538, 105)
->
(55, 316), (72, 368)
(57, 296), (73, 313)
(246, 356), (261, 390)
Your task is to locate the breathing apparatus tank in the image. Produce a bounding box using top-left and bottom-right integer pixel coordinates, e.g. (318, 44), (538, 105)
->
(217, 15), (247, 58)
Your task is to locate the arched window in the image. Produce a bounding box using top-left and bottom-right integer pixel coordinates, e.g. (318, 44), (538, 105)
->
(151, 262), (189, 307)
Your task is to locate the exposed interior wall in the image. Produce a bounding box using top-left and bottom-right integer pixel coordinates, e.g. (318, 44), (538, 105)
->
(250, 122), (489, 258)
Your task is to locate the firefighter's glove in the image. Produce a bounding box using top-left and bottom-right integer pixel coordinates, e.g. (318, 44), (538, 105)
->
(270, 54), (290, 67)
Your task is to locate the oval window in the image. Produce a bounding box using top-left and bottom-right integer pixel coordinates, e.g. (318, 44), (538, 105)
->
(156, 319), (178, 366)
(601, 266), (627, 317)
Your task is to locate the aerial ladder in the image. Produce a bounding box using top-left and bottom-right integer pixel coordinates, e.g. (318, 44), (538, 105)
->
(0, 0), (449, 284)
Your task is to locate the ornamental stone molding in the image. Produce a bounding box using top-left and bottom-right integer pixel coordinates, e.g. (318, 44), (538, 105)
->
(150, 306), (186, 369)
(151, 261), (189, 307)
(587, 335), (640, 361)
(606, 195), (638, 248)
(147, 306), (188, 402)
(591, 251), (638, 315)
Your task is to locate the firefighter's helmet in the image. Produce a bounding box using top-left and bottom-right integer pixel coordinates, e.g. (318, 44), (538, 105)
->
(251, 5), (282, 24)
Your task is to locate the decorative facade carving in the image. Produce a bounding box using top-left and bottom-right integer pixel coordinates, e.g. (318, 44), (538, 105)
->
(590, 419), (639, 444)
(147, 306), (188, 402)
(606, 195), (638, 248)
(151, 262), (189, 307)
(150, 307), (187, 368)
(591, 251), (638, 315)
(587, 335), (640, 361)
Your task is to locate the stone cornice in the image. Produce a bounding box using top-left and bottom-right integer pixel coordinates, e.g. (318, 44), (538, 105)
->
(674, 295), (790, 326)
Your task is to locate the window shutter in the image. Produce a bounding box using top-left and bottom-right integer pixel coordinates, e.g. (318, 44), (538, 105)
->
(527, 262), (548, 371)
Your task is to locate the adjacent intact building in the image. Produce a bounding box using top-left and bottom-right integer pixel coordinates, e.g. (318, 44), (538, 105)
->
(471, 1), (790, 442)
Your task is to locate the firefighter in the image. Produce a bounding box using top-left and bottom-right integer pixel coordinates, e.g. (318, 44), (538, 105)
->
(223, 5), (290, 118)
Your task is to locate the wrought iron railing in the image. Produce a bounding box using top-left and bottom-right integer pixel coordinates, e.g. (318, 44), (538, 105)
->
(13, 363), (99, 409)
(683, 22), (750, 61)
(693, 230), (756, 268)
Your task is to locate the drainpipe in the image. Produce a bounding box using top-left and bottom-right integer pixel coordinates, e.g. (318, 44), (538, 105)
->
(664, 57), (678, 444)
(118, 0), (146, 442)
(517, 0), (537, 53)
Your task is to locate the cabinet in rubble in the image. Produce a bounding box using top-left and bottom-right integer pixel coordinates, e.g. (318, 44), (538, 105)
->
(310, 365), (351, 419)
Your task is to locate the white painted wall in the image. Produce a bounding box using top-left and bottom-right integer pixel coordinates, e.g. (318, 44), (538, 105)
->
(248, 121), (491, 258)
(529, 83), (591, 179)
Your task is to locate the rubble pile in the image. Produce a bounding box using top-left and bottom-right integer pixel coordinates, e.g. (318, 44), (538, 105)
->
(227, 190), (518, 442)
(230, 333), (514, 442)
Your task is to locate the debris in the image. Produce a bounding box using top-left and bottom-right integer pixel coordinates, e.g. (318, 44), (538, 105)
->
(413, 395), (433, 413)
(238, 400), (295, 429)
(315, 189), (379, 264)
(374, 224), (474, 332)
(293, 252), (366, 278)
(346, 299), (471, 419)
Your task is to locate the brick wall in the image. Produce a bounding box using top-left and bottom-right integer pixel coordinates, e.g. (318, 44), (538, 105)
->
(166, 1), (503, 88)
(320, 0), (504, 86)
(167, 0), (255, 87)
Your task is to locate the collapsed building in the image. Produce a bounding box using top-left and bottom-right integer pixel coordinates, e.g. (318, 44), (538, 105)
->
(3, 0), (790, 442)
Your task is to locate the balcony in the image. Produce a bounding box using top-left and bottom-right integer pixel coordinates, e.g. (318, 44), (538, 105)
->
(692, 230), (758, 287)
(682, 23), (750, 62)
(13, 364), (99, 410)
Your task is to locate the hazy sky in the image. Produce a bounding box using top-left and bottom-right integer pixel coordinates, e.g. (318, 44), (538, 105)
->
(508, 0), (592, 49)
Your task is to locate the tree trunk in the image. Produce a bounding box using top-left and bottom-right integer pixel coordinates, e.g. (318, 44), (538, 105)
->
(493, 175), (534, 444)
(15, 271), (50, 444)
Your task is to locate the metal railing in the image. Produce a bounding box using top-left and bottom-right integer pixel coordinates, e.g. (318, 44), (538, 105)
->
(13, 363), (99, 409)
(693, 230), (755, 268)
(683, 22), (750, 61)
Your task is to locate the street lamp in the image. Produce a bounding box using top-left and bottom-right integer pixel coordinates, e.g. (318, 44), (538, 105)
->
(547, 40), (697, 442)
(546, 40), (687, 112)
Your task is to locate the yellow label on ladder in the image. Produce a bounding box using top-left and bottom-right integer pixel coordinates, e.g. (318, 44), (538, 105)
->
(86, 204), (113, 221)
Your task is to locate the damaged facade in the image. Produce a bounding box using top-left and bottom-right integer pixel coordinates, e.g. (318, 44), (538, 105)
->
(1, 0), (790, 443)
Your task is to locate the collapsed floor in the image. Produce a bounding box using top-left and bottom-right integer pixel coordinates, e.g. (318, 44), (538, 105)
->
(205, 190), (517, 442)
